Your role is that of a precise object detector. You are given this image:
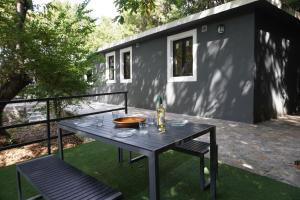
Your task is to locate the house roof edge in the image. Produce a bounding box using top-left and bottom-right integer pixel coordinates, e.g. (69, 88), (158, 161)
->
(97, 0), (298, 53)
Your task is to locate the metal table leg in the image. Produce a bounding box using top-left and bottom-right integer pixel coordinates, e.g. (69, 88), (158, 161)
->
(16, 170), (22, 200)
(118, 148), (123, 163)
(210, 127), (217, 200)
(148, 152), (160, 200)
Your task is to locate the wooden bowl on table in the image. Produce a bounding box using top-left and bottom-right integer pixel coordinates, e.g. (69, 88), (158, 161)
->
(113, 116), (146, 128)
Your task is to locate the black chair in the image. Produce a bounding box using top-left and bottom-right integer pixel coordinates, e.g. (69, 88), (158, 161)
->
(173, 140), (218, 190)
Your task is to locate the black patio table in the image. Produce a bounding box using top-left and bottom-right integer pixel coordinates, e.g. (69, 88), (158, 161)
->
(57, 114), (217, 200)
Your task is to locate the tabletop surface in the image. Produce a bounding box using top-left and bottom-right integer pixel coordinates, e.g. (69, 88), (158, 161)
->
(58, 114), (215, 152)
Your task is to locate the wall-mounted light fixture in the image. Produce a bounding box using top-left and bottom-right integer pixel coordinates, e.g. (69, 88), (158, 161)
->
(217, 24), (225, 34)
(201, 25), (207, 32)
(135, 43), (140, 48)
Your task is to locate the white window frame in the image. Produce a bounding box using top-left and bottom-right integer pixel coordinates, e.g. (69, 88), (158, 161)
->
(105, 51), (116, 83)
(120, 46), (133, 83)
(167, 29), (197, 82)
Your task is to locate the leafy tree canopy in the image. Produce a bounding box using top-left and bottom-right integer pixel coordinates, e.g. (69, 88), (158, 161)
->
(25, 1), (97, 97)
(87, 16), (134, 51)
(114, 0), (155, 24)
(114, 0), (300, 28)
(282, 0), (300, 11)
(0, 0), (96, 100)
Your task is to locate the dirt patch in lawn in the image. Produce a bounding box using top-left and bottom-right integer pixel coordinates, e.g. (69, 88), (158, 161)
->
(0, 122), (85, 167)
(0, 104), (94, 167)
(0, 135), (83, 167)
(0, 123), (59, 146)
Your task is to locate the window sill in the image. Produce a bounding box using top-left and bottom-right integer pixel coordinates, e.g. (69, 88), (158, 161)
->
(107, 80), (116, 84)
(120, 79), (132, 83)
(167, 76), (197, 82)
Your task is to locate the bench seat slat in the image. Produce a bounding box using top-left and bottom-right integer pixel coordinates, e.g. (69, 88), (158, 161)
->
(174, 140), (210, 156)
(42, 176), (94, 195)
(36, 169), (93, 189)
(72, 186), (113, 200)
(49, 178), (105, 200)
(70, 186), (111, 200)
(30, 168), (88, 186)
(90, 189), (123, 200)
(47, 178), (101, 199)
(17, 155), (122, 200)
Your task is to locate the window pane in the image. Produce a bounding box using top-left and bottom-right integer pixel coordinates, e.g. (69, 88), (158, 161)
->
(173, 37), (193, 77)
(108, 56), (114, 80)
(173, 40), (183, 77)
(123, 52), (131, 79)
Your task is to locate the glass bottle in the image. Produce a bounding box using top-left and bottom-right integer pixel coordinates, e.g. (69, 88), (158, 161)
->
(156, 96), (166, 132)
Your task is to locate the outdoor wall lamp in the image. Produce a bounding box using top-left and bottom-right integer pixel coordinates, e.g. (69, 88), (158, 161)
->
(217, 24), (225, 34)
(201, 25), (208, 32)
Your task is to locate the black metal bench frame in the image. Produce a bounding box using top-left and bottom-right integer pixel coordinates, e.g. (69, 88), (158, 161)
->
(16, 155), (122, 200)
(173, 140), (218, 190)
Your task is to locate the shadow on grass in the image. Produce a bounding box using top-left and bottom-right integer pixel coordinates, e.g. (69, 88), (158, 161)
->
(0, 141), (299, 200)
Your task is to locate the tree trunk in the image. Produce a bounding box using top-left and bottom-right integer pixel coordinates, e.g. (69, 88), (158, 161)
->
(0, 73), (32, 136)
(16, 0), (31, 31)
(0, 104), (9, 137)
(0, 73), (31, 100)
(0, 0), (32, 136)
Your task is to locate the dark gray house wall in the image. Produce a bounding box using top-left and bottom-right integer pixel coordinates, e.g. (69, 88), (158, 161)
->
(95, 12), (256, 123)
(94, 1), (300, 124)
(254, 7), (300, 122)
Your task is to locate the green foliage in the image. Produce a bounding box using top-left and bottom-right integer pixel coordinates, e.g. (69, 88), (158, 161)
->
(113, 0), (235, 32)
(169, 0), (231, 17)
(0, 0), (21, 81)
(24, 1), (96, 97)
(114, 0), (300, 31)
(87, 17), (134, 51)
(113, 0), (232, 28)
(112, 0), (180, 32)
(282, 0), (300, 11)
(114, 0), (156, 24)
(0, 0), (97, 99)
(120, 0), (179, 32)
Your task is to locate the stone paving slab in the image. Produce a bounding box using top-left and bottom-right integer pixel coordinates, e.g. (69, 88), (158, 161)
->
(66, 102), (300, 188)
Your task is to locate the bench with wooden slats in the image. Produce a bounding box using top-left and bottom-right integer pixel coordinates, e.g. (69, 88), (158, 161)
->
(173, 140), (218, 190)
(16, 155), (122, 200)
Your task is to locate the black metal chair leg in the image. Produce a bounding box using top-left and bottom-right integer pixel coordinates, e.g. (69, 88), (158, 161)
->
(200, 154), (211, 190)
(216, 145), (219, 176)
(129, 151), (133, 163)
(118, 148), (123, 163)
(199, 154), (205, 190)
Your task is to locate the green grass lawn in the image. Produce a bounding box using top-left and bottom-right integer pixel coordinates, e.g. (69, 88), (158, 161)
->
(0, 141), (299, 200)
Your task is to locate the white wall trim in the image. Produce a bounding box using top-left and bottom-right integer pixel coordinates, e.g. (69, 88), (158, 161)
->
(120, 46), (133, 83)
(105, 51), (116, 83)
(167, 29), (197, 82)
